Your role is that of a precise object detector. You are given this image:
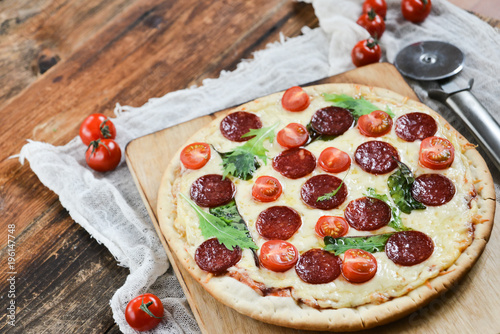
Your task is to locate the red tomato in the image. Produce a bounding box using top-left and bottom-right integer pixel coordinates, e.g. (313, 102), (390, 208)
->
(357, 9), (385, 39)
(315, 216), (349, 238)
(277, 123), (309, 148)
(357, 110), (393, 137)
(252, 176), (283, 202)
(401, 0), (432, 23)
(419, 136), (455, 169)
(125, 293), (164, 331)
(342, 249), (378, 283)
(362, 0), (387, 19)
(79, 113), (116, 146)
(351, 38), (381, 68)
(180, 142), (211, 169)
(318, 147), (351, 173)
(85, 139), (122, 172)
(281, 86), (310, 112)
(259, 240), (299, 272)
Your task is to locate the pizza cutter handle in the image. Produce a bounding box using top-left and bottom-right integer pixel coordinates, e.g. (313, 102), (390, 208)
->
(429, 82), (500, 172)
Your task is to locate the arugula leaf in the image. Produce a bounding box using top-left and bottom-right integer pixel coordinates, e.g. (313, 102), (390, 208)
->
(365, 188), (411, 232)
(323, 93), (395, 119)
(305, 122), (337, 144)
(316, 170), (349, 202)
(324, 233), (394, 255)
(180, 193), (258, 250)
(220, 123), (278, 180)
(209, 200), (246, 231)
(387, 161), (426, 214)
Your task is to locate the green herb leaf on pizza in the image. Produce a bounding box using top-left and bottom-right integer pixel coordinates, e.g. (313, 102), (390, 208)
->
(324, 233), (394, 255)
(388, 160), (426, 214)
(323, 93), (395, 118)
(180, 193), (258, 250)
(365, 187), (412, 232)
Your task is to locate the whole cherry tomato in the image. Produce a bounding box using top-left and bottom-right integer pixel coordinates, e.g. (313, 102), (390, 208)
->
(419, 136), (455, 169)
(252, 176), (283, 202)
(318, 147), (351, 173)
(277, 123), (309, 148)
(357, 9), (385, 39)
(180, 142), (211, 169)
(357, 110), (393, 137)
(362, 0), (387, 19)
(315, 216), (349, 238)
(342, 249), (378, 283)
(259, 240), (299, 272)
(401, 0), (432, 23)
(79, 113), (116, 146)
(85, 139), (122, 172)
(351, 38), (381, 68)
(125, 293), (164, 331)
(281, 86), (310, 112)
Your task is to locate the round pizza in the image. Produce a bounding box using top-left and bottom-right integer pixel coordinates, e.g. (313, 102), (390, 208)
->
(157, 83), (495, 331)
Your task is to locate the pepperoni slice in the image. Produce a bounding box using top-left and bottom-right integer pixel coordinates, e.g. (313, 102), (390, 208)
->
(190, 174), (235, 208)
(395, 112), (437, 142)
(411, 174), (456, 206)
(272, 148), (316, 179)
(301, 174), (348, 210)
(310, 107), (354, 136)
(354, 141), (399, 174)
(385, 231), (434, 266)
(220, 111), (262, 142)
(256, 206), (302, 240)
(344, 197), (391, 231)
(295, 249), (342, 284)
(195, 238), (242, 275)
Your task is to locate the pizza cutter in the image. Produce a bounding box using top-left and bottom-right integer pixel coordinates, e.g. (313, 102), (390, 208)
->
(394, 40), (500, 172)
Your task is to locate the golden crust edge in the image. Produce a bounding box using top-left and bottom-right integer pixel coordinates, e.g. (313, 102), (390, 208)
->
(156, 83), (496, 332)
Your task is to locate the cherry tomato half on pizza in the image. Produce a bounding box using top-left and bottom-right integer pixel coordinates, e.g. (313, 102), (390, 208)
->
(277, 123), (309, 148)
(358, 110), (393, 137)
(318, 147), (351, 173)
(401, 0), (432, 23)
(281, 86), (310, 112)
(259, 240), (299, 272)
(125, 293), (164, 331)
(419, 136), (455, 169)
(351, 38), (381, 68)
(357, 9), (385, 39)
(362, 0), (387, 19)
(85, 139), (122, 172)
(252, 176), (283, 202)
(79, 113), (117, 146)
(342, 249), (378, 283)
(315, 216), (349, 238)
(180, 142), (211, 170)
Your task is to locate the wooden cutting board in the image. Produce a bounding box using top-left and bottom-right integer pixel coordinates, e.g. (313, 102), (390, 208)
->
(125, 62), (500, 333)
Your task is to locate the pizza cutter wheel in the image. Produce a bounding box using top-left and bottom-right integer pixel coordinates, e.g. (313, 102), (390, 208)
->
(394, 41), (500, 172)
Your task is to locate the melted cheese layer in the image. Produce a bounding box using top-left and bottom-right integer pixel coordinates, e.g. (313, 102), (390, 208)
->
(175, 85), (476, 308)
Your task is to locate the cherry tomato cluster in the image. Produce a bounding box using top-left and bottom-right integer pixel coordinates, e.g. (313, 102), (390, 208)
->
(352, 0), (432, 67)
(79, 113), (122, 172)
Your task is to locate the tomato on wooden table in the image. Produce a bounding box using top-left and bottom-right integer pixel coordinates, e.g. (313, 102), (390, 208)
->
(351, 38), (381, 68)
(357, 110), (393, 137)
(315, 216), (349, 238)
(180, 142), (211, 169)
(259, 240), (299, 272)
(419, 136), (455, 169)
(252, 176), (283, 202)
(85, 139), (121, 172)
(277, 123), (309, 148)
(362, 0), (387, 19)
(357, 9), (385, 39)
(79, 113), (116, 146)
(342, 249), (378, 283)
(318, 147), (351, 173)
(401, 0), (432, 23)
(125, 293), (164, 331)
(281, 86), (310, 112)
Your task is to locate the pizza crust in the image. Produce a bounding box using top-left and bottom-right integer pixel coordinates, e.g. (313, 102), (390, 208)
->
(157, 83), (495, 331)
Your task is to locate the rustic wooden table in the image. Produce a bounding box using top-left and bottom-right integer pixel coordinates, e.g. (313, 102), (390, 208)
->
(0, 1), (498, 333)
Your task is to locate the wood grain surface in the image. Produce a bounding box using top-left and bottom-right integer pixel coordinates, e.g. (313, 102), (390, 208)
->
(0, 0), (498, 333)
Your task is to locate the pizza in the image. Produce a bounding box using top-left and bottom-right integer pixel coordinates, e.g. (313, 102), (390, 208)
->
(157, 83), (495, 331)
